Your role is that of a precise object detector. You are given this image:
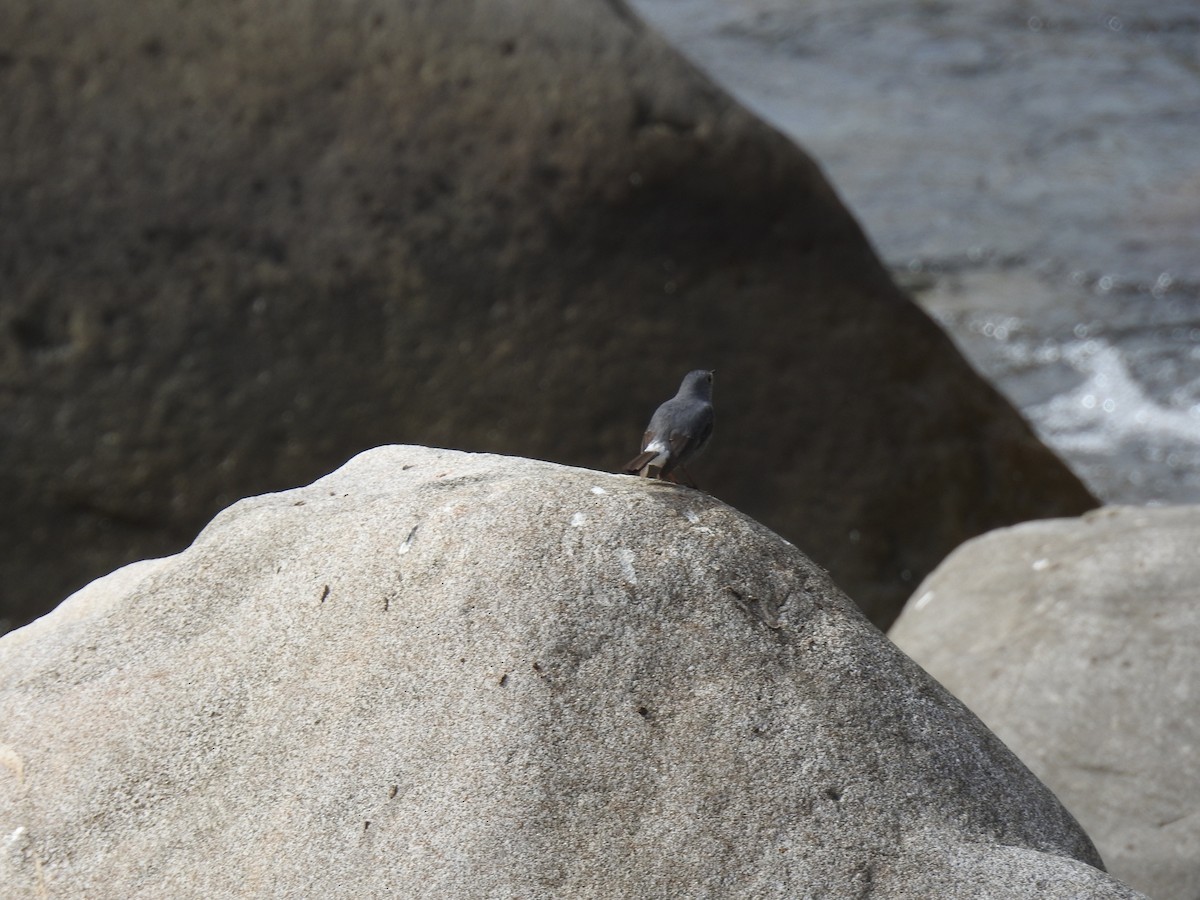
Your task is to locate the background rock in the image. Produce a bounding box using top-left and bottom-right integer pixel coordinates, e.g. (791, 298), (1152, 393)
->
(890, 505), (1200, 900)
(0, 447), (1142, 898)
(0, 0), (1095, 632)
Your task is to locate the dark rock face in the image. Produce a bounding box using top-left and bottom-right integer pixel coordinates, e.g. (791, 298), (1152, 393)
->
(0, 448), (1143, 898)
(0, 0), (1095, 631)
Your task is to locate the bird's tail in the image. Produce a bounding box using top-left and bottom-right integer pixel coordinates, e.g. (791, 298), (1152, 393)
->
(623, 450), (659, 475)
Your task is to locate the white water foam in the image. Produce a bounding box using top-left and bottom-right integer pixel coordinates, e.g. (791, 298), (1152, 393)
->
(1027, 338), (1200, 500)
(1031, 340), (1200, 452)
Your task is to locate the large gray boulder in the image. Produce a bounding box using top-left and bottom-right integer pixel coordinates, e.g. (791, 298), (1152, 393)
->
(0, 447), (1140, 898)
(890, 505), (1200, 900)
(0, 0), (1095, 633)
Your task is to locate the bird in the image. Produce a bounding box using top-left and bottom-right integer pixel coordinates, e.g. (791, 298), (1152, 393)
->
(623, 369), (715, 487)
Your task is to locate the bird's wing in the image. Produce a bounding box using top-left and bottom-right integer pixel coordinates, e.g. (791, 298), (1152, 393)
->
(670, 406), (713, 454)
(661, 407), (712, 471)
(694, 406), (714, 447)
(667, 429), (694, 457)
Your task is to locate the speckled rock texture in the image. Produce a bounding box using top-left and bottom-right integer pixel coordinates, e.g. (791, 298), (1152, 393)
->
(0, 0), (1095, 633)
(890, 505), (1200, 900)
(0, 447), (1140, 898)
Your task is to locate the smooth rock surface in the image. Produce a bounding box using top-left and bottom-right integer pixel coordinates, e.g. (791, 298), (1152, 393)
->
(0, 0), (1095, 632)
(891, 505), (1200, 900)
(0, 447), (1141, 898)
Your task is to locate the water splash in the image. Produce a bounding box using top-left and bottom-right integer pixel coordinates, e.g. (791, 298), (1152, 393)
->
(1028, 338), (1200, 500)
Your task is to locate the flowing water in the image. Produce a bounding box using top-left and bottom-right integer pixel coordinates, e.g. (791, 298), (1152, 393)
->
(629, 0), (1200, 504)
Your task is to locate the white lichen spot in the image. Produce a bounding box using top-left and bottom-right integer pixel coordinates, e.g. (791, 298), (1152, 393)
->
(616, 548), (638, 585)
(570, 512), (586, 528)
(590, 486), (607, 495)
(684, 509), (701, 524)
(1032, 558), (1051, 571)
(913, 591), (935, 612)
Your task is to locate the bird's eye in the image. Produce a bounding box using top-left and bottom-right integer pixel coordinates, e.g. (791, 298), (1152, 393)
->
(706, 373), (713, 382)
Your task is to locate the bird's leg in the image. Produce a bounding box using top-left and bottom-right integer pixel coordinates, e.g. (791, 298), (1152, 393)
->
(675, 464), (699, 490)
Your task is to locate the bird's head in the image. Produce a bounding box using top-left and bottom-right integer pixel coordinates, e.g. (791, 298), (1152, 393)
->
(680, 369), (715, 400)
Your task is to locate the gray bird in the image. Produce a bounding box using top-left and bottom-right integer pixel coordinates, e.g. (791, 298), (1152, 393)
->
(623, 369), (715, 487)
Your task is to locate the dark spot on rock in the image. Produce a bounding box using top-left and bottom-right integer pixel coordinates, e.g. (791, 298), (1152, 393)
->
(258, 236), (287, 263)
(10, 316), (54, 352)
(533, 164), (562, 187)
